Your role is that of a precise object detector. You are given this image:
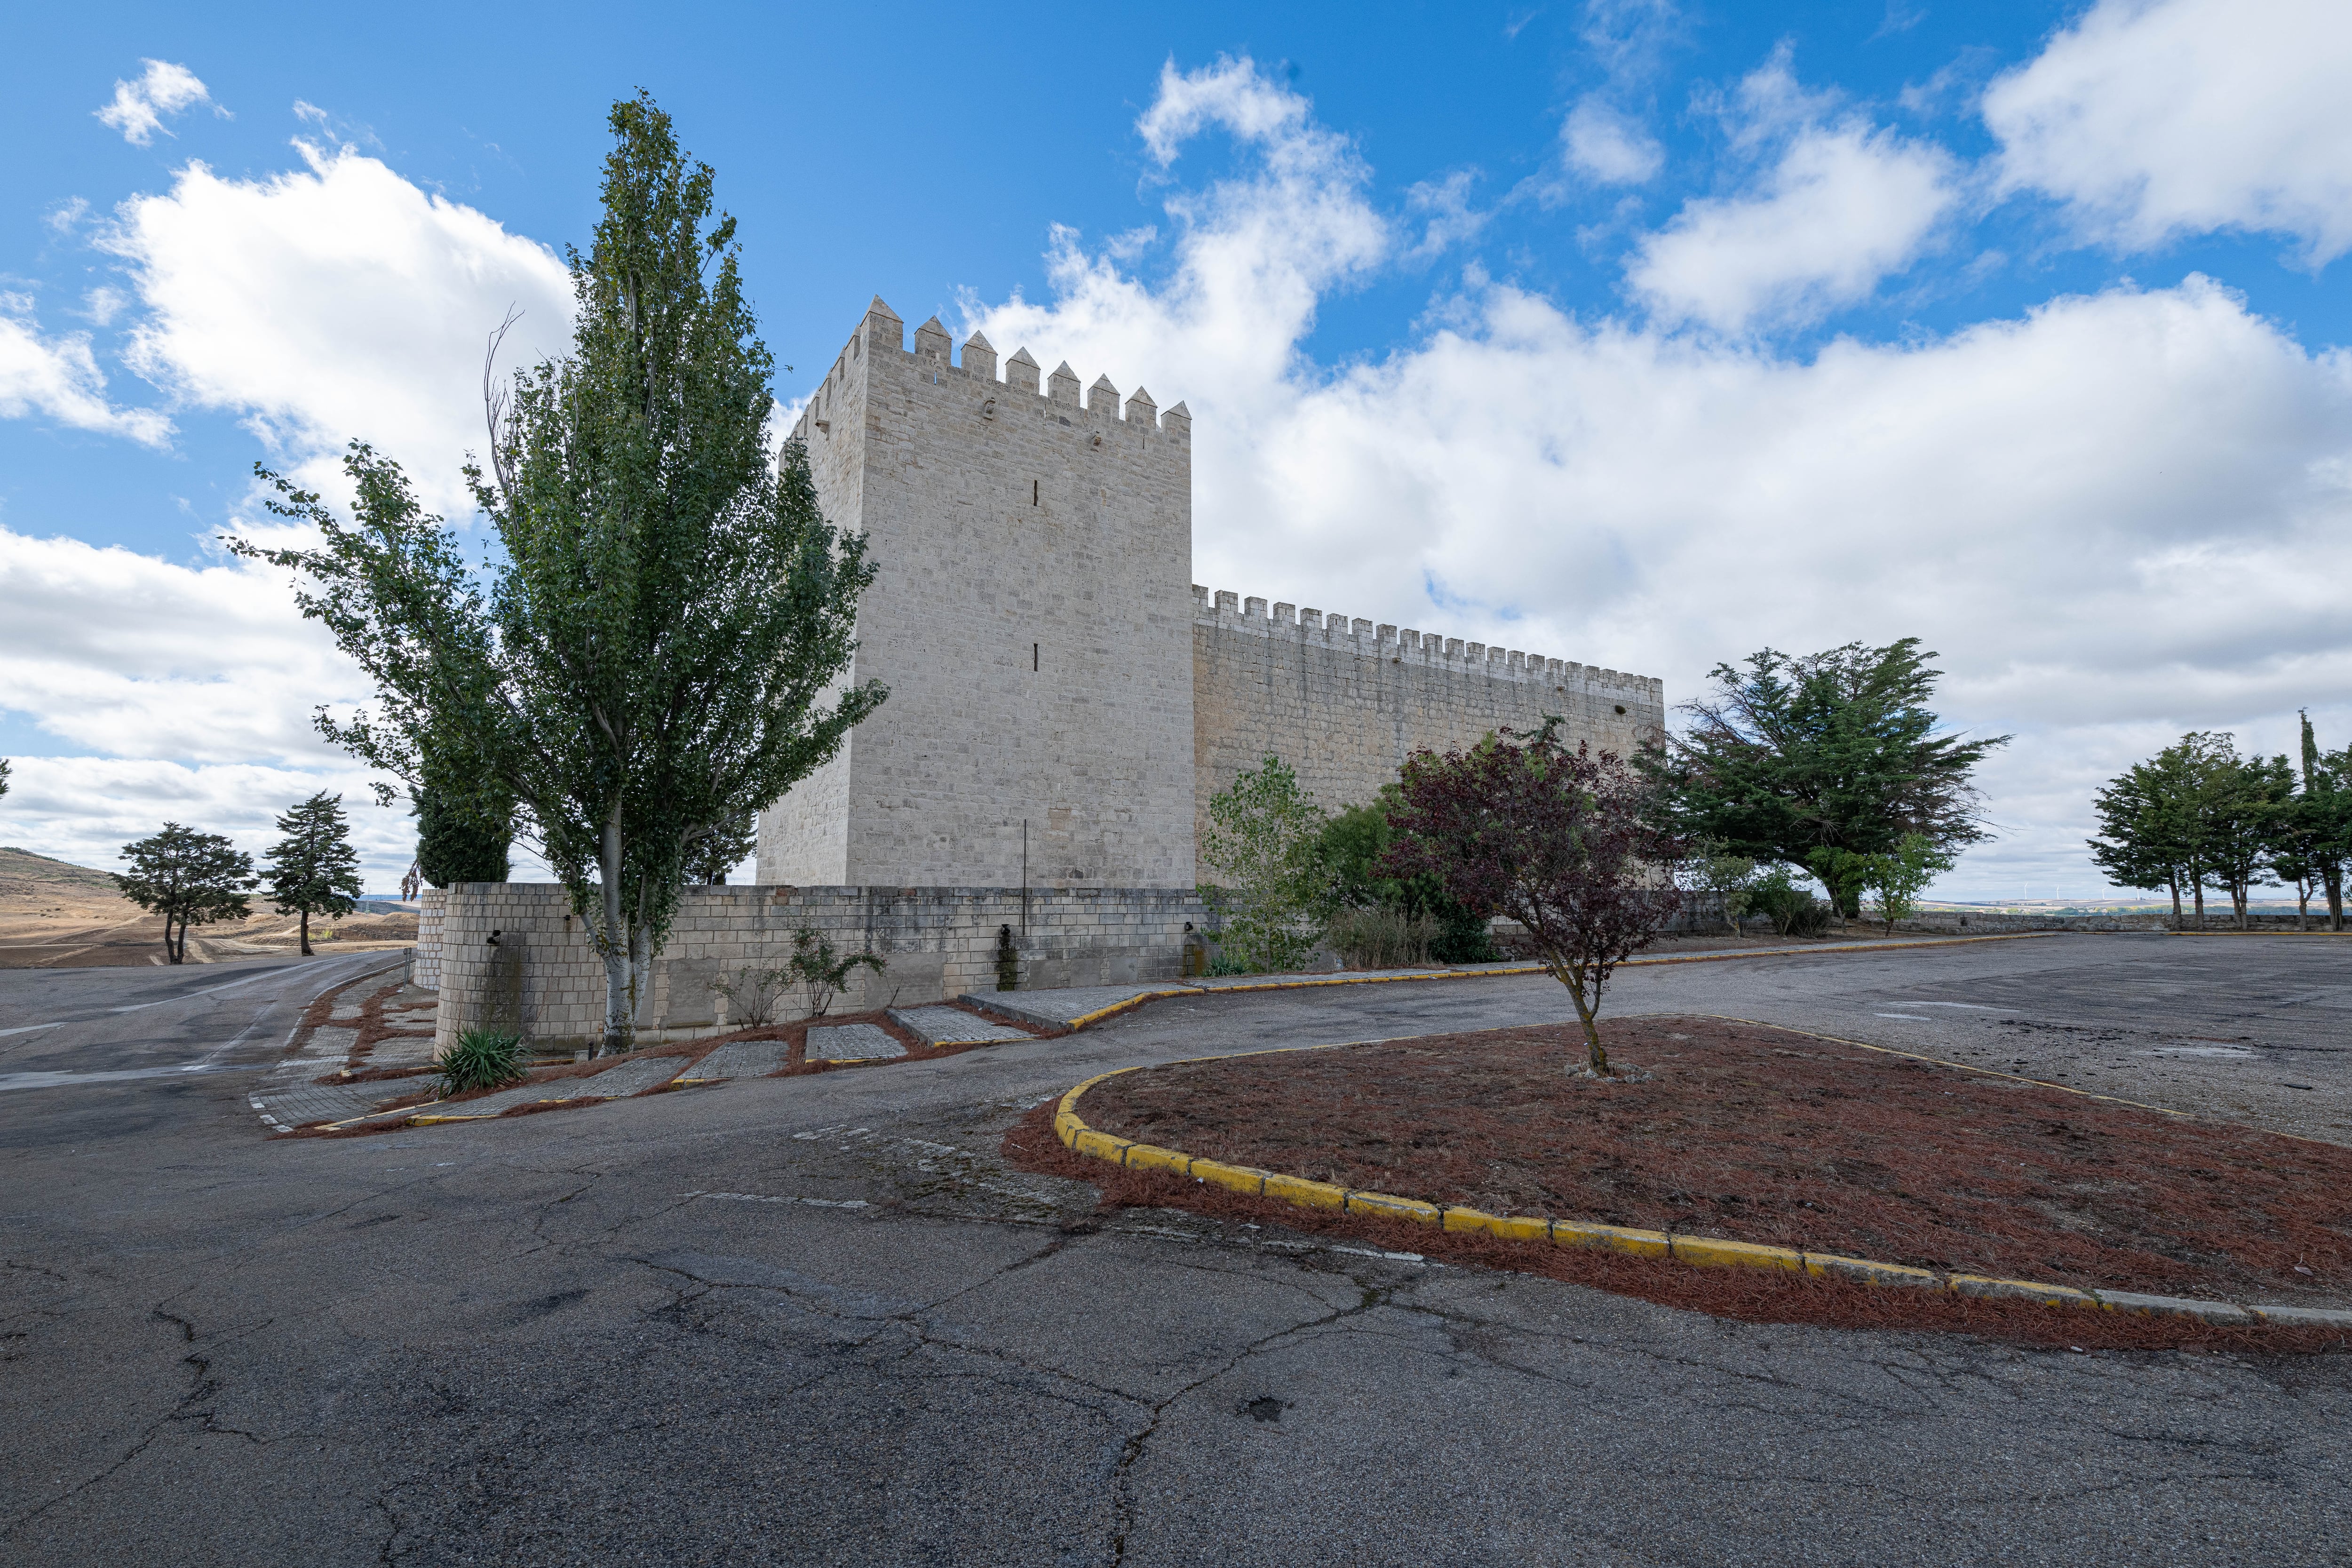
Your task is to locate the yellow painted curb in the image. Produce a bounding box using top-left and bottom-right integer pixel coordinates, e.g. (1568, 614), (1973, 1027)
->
(1672, 1234), (1807, 1272)
(1173, 931), (2063, 1007)
(1063, 987), (1200, 1029)
(1049, 1041), (2347, 1329)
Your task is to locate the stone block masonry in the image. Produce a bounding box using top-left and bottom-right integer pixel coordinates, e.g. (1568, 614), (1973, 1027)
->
(412, 887), (445, 990)
(758, 297), (1197, 891)
(1192, 588), (1666, 881)
(432, 881), (1207, 1056)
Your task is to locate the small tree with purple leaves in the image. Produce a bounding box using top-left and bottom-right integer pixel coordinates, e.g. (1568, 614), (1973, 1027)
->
(1385, 721), (1685, 1078)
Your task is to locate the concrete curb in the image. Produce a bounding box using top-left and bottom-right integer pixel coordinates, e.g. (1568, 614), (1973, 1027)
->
(975, 931), (2064, 1036)
(1050, 1054), (2352, 1332)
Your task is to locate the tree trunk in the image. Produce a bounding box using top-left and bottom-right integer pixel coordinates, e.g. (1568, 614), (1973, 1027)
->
(2328, 868), (2344, 932)
(2234, 881), (2249, 930)
(2167, 876), (2182, 930)
(167, 911), (182, 964)
(299, 909), (313, 957)
(2192, 883), (2206, 930)
(597, 812), (633, 1057)
(1553, 958), (1609, 1076)
(2297, 883), (2310, 931)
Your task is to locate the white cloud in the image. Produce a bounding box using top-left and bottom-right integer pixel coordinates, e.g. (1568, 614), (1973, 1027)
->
(95, 60), (219, 147)
(0, 525), (368, 764)
(1628, 119), (1958, 332)
(1562, 99), (1663, 185)
(0, 298), (172, 445)
(964, 59), (2352, 899)
(102, 140), (575, 514)
(1985, 0), (2352, 262)
(0, 756), (421, 892)
(0, 526), (434, 887)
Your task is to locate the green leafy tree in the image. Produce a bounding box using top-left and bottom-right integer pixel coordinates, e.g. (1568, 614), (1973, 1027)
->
(1650, 639), (2007, 901)
(686, 812), (757, 884)
(232, 95), (882, 1054)
(2198, 747), (2293, 930)
(2090, 732), (2301, 930)
(2295, 712), (2352, 931)
(1306, 793), (1496, 963)
(262, 791), (366, 956)
(0, 757), (11, 800)
(784, 926), (886, 1018)
(2088, 752), (2197, 925)
(1862, 833), (1953, 934)
(412, 737), (513, 888)
(1805, 847), (1873, 923)
(114, 823), (256, 964)
(1747, 865), (1831, 937)
(1687, 841), (1759, 935)
(1200, 754), (1327, 973)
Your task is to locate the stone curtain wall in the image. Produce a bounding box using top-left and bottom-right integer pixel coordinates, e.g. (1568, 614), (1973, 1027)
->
(758, 297), (1198, 891)
(1192, 588), (1667, 879)
(432, 882), (1207, 1055)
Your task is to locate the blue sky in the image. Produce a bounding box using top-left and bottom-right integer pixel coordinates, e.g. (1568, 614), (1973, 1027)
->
(3, 0), (2349, 898)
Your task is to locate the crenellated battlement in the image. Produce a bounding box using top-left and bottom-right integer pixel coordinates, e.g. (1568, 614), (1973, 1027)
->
(1191, 583), (1663, 701)
(788, 294), (1190, 447)
(762, 288), (1664, 895)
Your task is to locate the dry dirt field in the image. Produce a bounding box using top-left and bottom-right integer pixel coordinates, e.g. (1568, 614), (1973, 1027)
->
(0, 846), (416, 969)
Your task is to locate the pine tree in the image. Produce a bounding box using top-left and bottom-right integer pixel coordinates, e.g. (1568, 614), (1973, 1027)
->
(114, 824), (256, 964)
(1649, 639), (2007, 909)
(262, 792), (366, 956)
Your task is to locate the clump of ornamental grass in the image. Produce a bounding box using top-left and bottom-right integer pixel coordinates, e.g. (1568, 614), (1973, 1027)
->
(433, 1028), (527, 1096)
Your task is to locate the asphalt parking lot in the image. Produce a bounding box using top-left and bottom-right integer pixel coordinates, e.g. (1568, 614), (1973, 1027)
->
(3, 933), (2347, 1566)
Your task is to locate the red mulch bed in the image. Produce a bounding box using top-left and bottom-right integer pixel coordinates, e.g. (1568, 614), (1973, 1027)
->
(1001, 1016), (2352, 1351)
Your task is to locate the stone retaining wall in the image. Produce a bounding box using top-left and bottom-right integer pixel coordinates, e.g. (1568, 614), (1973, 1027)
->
(412, 887), (445, 990)
(433, 882), (1208, 1055)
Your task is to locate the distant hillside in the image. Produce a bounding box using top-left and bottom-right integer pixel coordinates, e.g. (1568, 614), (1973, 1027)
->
(0, 846), (124, 903)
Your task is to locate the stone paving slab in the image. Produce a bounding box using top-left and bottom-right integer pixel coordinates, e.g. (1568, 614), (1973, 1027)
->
(807, 1022), (906, 1062)
(565, 1055), (690, 1099)
(307, 1025), (361, 1057)
(253, 1079), (416, 1131)
(887, 1006), (1036, 1046)
(676, 1037), (791, 1081)
(419, 1055), (687, 1119)
(367, 1033), (439, 1070)
(958, 985), (1197, 1032)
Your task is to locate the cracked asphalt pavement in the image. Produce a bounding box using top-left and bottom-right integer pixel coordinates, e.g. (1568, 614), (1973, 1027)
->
(3, 934), (2349, 1565)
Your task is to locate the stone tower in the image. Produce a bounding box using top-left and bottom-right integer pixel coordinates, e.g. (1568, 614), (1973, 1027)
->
(756, 298), (1198, 890)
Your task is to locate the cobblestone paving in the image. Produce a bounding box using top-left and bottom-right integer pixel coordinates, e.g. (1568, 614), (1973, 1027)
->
(807, 1022), (906, 1061)
(675, 1036), (791, 1081)
(887, 1005), (1036, 1045)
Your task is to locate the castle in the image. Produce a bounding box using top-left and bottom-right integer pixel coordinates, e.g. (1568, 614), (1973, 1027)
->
(425, 297), (1665, 1047)
(757, 294), (1665, 891)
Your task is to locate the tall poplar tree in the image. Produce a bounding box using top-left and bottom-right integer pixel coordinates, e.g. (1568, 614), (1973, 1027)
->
(262, 791), (366, 956)
(234, 94), (883, 1052)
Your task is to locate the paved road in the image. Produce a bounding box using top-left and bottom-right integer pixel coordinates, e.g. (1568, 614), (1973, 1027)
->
(3, 935), (2348, 1565)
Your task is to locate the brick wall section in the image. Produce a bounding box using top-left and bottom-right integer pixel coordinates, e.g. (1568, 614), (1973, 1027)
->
(1191, 588), (1667, 881)
(412, 887), (445, 990)
(434, 882), (1208, 1055)
(758, 298), (1197, 891)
